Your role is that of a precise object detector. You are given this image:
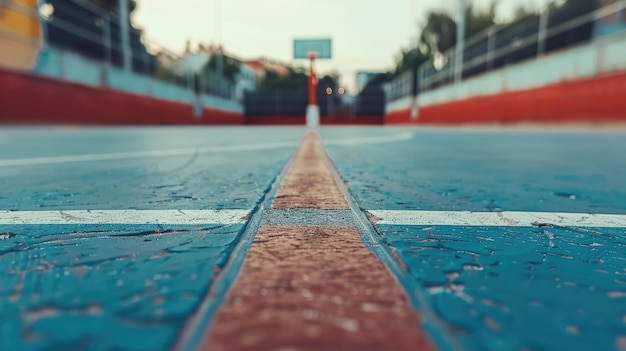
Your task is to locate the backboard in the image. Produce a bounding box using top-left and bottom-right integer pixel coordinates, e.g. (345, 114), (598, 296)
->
(293, 39), (332, 59)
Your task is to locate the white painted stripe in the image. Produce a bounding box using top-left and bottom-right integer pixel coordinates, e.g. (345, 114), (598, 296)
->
(0, 133), (413, 167)
(0, 210), (249, 225)
(0, 141), (299, 167)
(368, 210), (626, 228)
(324, 132), (413, 146)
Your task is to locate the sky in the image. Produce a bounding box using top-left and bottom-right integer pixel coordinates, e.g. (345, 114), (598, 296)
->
(133, 0), (551, 93)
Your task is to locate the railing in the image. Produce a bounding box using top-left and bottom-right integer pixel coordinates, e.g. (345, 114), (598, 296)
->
(420, 0), (626, 93)
(386, 0), (626, 102)
(384, 70), (414, 103)
(1, 0), (233, 100)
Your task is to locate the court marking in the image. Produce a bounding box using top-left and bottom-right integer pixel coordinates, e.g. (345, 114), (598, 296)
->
(198, 131), (437, 351)
(368, 210), (626, 228)
(323, 131), (413, 146)
(0, 210), (249, 225)
(0, 132), (413, 167)
(0, 141), (300, 167)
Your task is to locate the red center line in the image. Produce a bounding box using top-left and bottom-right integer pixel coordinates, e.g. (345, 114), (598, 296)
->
(199, 131), (436, 351)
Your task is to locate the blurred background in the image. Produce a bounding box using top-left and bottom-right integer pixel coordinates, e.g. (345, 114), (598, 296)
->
(0, 0), (625, 125)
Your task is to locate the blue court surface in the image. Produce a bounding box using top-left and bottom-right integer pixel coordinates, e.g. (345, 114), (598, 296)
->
(1, 126), (626, 351)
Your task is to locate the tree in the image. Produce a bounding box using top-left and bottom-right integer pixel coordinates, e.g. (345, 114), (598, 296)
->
(392, 47), (430, 77)
(466, 2), (497, 38)
(391, 2), (497, 78)
(90, 0), (138, 15)
(419, 11), (458, 56)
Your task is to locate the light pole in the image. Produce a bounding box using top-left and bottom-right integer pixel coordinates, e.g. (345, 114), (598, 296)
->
(118, 0), (132, 72)
(454, 0), (466, 83)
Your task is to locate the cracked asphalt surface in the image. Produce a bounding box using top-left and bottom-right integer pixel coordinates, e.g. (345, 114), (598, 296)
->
(1, 126), (626, 351)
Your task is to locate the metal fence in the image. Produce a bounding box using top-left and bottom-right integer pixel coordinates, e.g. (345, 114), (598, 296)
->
(384, 69), (415, 102)
(1, 0), (233, 99)
(386, 0), (626, 101)
(244, 90), (385, 117)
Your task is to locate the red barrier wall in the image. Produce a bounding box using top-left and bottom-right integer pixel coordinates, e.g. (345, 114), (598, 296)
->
(385, 109), (413, 124)
(386, 72), (626, 125)
(0, 68), (244, 125)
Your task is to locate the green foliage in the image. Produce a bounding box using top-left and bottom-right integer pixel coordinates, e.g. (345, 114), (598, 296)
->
(391, 1), (497, 78)
(392, 47), (429, 77)
(419, 11), (458, 55)
(466, 2), (497, 38)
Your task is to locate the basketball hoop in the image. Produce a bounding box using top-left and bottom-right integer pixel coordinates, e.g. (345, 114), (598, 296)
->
(293, 39), (332, 128)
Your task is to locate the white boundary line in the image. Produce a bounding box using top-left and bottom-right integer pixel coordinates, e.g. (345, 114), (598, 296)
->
(0, 210), (249, 225)
(368, 210), (626, 228)
(0, 132), (413, 168)
(0, 141), (299, 167)
(324, 132), (413, 146)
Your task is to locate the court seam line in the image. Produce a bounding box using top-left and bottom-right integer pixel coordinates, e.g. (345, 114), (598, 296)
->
(170, 132), (304, 351)
(321, 139), (463, 351)
(200, 130), (437, 351)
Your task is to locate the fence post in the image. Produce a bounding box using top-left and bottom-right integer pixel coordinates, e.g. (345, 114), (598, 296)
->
(103, 15), (111, 65)
(216, 51), (224, 96)
(487, 27), (495, 69)
(538, 6), (549, 56)
(118, 0), (132, 72)
(454, 0), (467, 83)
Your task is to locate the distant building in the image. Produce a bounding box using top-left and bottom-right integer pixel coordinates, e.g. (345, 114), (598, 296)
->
(355, 71), (386, 94)
(173, 42), (257, 101)
(243, 59), (290, 86)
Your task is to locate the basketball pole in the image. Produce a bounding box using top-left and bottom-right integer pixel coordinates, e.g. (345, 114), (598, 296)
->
(306, 52), (320, 127)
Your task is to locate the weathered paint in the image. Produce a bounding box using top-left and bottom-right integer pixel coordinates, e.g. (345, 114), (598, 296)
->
(322, 127), (626, 351)
(0, 210), (249, 225)
(377, 223), (626, 351)
(368, 210), (626, 228)
(0, 223), (245, 351)
(321, 128), (626, 214)
(0, 0), (41, 70)
(200, 225), (436, 351)
(272, 131), (349, 209)
(201, 131), (436, 350)
(0, 127), (297, 211)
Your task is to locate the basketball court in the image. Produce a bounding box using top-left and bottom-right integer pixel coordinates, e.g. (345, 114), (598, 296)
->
(1, 126), (626, 351)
